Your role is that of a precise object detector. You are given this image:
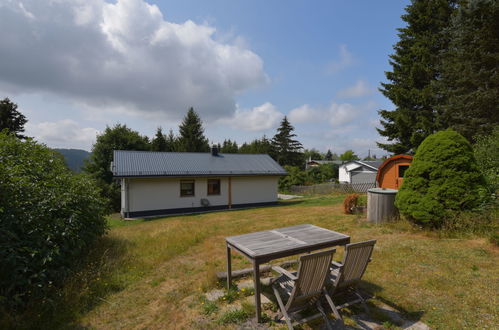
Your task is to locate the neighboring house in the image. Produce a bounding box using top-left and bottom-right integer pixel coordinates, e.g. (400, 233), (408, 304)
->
(338, 160), (383, 184)
(112, 148), (287, 218)
(376, 155), (413, 189)
(305, 158), (343, 170)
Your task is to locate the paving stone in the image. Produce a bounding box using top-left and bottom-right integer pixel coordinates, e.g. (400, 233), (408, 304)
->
(205, 289), (224, 302)
(244, 294), (271, 305)
(404, 321), (430, 330)
(237, 279), (254, 290)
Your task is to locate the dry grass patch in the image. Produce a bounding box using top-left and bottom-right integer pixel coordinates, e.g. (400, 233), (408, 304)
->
(6, 195), (498, 329)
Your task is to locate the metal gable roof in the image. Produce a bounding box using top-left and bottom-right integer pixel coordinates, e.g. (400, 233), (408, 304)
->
(112, 150), (288, 177)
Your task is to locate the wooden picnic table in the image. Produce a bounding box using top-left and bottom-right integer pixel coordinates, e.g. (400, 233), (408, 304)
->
(225, 224), (350, 322)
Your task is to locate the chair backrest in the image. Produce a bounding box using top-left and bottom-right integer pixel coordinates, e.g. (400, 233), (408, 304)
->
(333, 240), (376, 290)
(286, 249), (335, 312)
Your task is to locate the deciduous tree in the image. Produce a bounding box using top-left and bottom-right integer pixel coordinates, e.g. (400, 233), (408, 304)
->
(0, 98), (27, 139)
(84, 124), (150, 211)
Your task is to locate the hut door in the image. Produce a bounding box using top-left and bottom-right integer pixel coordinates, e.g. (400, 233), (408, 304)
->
(397, 165), (409, 188)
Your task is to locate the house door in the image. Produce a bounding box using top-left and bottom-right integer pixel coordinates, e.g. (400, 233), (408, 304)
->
(397, 165), (409, 188)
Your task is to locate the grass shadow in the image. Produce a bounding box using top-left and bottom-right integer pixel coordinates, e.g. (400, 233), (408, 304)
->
(1, 235), (131, 329)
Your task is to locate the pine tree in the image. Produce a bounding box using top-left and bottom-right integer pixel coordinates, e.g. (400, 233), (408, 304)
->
(177, 107), (209, 152)
(325, 150), (333, 161)
(220, 139), (239, 153)
(151, 127), (169, 151)
(0, 98), (28, 139)
(377, 0), (457, 154)
(166, 129), (178, 152)
(437, 0), (499, 141)
(271, 116), (303, 166)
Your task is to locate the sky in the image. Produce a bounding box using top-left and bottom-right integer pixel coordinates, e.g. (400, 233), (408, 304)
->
(0, 0), (410, 157)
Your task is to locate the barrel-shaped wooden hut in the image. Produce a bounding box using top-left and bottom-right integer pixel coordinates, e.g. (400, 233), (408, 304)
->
(376, 155), (413, 189)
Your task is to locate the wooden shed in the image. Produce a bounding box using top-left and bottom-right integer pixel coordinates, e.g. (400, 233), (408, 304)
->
(375, 155), (413, 189)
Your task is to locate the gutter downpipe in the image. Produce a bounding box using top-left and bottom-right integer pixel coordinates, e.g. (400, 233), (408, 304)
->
(228, 177), (232, 209)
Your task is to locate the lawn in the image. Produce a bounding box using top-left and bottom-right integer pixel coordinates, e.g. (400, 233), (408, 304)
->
(12, 195), (498, 329)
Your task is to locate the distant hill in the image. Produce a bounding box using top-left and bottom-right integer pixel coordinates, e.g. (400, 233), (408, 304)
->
(53, 149), (91, 172)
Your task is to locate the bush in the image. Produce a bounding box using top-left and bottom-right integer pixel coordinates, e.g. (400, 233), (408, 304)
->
(278, 166), (307, 191)
(0, 132), (107, 309)
(474, 126), (499, 188)
(343, 194), (359, 214)
(395, 130), (488, 227)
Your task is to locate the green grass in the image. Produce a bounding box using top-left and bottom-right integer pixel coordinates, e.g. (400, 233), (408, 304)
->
(3, 194), (498, 329)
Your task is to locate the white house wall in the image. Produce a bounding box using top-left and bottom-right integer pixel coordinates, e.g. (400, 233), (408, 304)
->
(124, 176), (278, 215)
(231, 176), (278, 205)
(338, 166), (350, 183)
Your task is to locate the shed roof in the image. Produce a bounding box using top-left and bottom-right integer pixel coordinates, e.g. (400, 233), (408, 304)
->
(341, 160), (383, 172)
(112, 150), (287, 178)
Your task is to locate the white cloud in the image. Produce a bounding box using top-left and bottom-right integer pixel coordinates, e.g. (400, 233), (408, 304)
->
(218, 102), (283, 131)
(25, 119), (99, 150)
(288, 102), (365, 128)
(288, 104), (322, 124)
(328, 103), (361, 127)
(326, 44), (355, 74)
(0, 0), (268, 121)
(336, 80), (373, 98)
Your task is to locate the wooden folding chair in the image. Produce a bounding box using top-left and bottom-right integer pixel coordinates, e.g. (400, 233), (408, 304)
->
(271, 249), (337, 329)
(326, 240), (376, 322)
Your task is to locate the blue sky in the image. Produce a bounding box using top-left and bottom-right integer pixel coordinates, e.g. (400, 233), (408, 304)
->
(0, 0), (410, 157)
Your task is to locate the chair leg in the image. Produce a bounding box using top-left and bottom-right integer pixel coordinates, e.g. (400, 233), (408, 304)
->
(316, 300), (333, 330)
(323, 289), (344, 326)
(354, 289), (369, 314)
(272, 285), (293, 330)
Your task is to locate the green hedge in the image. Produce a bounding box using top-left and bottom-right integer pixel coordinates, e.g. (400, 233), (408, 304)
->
(395, 130), (487, 227)
(0, 132), (107, 308)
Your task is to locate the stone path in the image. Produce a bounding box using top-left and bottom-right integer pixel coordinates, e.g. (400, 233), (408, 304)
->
(205, 277), (430, 329)
(277, 194), (302, 200)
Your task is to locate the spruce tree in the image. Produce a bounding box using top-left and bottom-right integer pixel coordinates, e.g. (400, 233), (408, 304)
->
(325, 150), (333, 161)
(271, 116), (303, 166)
(377, 0), (457, 154)
(437, 0), (499, 141)
(151, 127), (169, 151)
(0, 98), (28, 139)
(177, 107), (209, 152)
(221, 139), (239, 153)
(166, 129), (178, 152)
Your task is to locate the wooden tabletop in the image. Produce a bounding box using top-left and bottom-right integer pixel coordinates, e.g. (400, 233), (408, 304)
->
(226, 224), (350, 261)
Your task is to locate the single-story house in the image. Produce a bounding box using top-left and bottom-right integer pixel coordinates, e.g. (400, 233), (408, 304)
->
(111, 148), (287, 218)
(338, 160), (383, 184)
(376, 155), (413, 189)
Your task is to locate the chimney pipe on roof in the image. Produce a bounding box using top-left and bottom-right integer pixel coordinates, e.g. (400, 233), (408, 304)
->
(211, 145), (219, 156)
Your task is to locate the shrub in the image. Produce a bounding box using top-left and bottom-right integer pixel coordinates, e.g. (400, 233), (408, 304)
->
(473, 126), (499, 188)
(278, 166), (307, 191)
(395, 130), (487, 227)
(0, 132), (107, 308)
(343, 194), (359, 214)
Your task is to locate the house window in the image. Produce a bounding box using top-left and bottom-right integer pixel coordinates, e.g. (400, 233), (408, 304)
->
(180, 180), (195, 197)
(398, 165), (409, 178)
(207, 179), (221, 195)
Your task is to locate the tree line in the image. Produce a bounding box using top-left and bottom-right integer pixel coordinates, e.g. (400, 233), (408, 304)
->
(378, 0), (498, 154)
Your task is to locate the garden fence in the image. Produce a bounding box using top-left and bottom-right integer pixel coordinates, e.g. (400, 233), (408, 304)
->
(289, 182), (375, 195)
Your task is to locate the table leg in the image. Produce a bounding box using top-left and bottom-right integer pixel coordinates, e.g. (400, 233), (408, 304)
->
(252, 260), (262, 323)
(227, 245), (232, 291)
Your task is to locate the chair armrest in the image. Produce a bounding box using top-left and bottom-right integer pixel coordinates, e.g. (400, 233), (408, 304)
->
(331, 261), (343, 269)
(272, 266), (298, 281)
